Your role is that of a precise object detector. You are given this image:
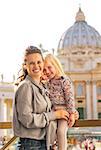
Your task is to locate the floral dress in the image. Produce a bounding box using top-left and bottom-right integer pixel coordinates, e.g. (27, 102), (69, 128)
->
(47, 76), (75, 114)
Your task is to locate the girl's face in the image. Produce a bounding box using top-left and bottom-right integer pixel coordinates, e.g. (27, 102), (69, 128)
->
(25, 53), (44, 81)
(43, 61), (57, 80)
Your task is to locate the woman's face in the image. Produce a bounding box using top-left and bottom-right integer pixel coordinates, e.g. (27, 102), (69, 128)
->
(43, 61), (57, 80)
(26, 53), (44, 81)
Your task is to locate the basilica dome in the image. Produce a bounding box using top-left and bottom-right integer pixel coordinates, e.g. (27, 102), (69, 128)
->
(58, 8), (101, 51)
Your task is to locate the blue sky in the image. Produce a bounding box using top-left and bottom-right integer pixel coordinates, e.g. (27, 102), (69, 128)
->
(0, 0), (101, 81)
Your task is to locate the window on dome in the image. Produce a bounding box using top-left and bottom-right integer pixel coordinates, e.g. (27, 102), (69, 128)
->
(91, 35), (94, 40)
(82, 35), (85, 38)
(81, 27), (85, 31)
(73, 35), (78, 45)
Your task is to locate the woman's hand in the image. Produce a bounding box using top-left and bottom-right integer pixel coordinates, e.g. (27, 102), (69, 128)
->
(54, 110), (69, 121)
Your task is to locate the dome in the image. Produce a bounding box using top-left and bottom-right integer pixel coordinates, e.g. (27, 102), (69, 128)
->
(58, 8), (101, 51)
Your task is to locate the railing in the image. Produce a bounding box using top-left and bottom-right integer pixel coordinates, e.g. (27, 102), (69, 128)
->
(0, 122), (12, 129)
(0, 120), (101, 129)
(0, 120), (101, 150)
(0, 136), (17, 150)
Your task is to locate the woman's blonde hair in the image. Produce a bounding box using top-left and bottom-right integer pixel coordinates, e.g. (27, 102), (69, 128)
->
(44, 54), (66, 76)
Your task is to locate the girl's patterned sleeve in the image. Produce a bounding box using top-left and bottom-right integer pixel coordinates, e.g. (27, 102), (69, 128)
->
(62, 77), (76, 114)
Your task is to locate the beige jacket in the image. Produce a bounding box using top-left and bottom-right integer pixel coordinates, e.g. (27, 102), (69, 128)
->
(13, 75), (57, 149)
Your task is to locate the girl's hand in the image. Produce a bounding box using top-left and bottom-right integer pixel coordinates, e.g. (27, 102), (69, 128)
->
(68, 113), (75, 127)
(55, 110), (69, 121)
(74, 110), (79, 120)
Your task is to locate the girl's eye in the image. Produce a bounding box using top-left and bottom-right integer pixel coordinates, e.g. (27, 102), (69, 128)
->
(43, 69), (46, 73)
(37, 61), (41, 64)
(48, 66), (52, 69)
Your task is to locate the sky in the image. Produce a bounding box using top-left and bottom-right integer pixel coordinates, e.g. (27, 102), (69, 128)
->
(0, 0), (101, 82)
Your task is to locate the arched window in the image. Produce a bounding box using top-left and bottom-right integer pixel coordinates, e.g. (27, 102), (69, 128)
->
(77, 83), (83, 96)
(97, 85), (101, 101)
(97, 85), (101, 95)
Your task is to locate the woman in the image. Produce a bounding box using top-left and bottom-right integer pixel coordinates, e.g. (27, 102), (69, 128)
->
(13, 46), (69, 150)
(43, 54), (79, 150)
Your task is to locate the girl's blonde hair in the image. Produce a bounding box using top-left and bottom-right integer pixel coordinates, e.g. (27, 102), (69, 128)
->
(44, 54), (66, 77)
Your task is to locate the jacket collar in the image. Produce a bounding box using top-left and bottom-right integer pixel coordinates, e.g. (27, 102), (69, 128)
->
(26, 75), (44, 90)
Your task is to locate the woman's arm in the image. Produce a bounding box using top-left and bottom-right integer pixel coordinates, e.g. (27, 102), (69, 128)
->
(15, 82), (69, 129)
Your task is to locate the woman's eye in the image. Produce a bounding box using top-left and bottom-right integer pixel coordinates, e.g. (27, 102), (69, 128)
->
(30, 62), (34, 65)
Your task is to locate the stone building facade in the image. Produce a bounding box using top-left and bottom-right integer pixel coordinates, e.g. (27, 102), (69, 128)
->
(57, 8), (101, 119)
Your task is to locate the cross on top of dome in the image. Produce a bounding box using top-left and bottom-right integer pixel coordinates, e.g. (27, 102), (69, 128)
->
(75, 7), (85, 22)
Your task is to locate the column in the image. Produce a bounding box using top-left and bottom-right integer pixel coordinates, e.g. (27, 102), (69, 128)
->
(0, 99), (6, 122)
(92, 81), (98, 119)
(0, 98), (7, 136)
(86, 81), (92, 119)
